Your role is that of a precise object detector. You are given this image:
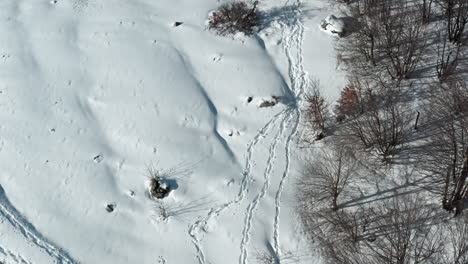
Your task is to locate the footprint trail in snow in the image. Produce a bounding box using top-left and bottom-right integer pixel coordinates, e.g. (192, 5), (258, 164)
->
(188, 1), (309, 263)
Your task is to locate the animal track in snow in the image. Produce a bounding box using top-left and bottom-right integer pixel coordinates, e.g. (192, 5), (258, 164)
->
(0, 185), (78, 264)
(211, 54), (223, 63)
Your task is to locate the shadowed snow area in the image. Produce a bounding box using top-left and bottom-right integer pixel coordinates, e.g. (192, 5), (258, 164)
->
(0, 0), (344, 263)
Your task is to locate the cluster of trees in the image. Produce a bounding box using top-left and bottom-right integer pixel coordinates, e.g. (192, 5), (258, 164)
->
(300, 0), (468, 263)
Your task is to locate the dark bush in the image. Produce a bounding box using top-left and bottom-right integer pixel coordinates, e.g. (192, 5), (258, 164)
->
(209, 1), (259, 36)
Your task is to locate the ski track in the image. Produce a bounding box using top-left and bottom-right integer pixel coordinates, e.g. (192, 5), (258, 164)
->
(0, 186), (78, 264)
(188, 108), (289, 264)
(273, 0), (307, 258)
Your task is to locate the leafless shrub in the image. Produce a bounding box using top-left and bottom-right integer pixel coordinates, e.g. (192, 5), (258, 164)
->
(152, 201), (172, 222)
(254, 251), (276, 264)
(335, 78), (374, 119)
(147, 168), (170, 199)
(151, 196), (211, 222)
(304, 79), (329, 138)
(208, 1), (260, 36)
(254, 250), (298, 264)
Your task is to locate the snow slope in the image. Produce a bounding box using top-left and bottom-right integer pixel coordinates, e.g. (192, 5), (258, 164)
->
(0, 0), (345, 263)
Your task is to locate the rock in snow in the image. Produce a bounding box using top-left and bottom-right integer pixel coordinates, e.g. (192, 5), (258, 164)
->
(320, 14), (346, 37)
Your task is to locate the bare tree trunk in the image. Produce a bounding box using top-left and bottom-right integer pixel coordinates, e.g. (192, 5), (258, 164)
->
(414, 111), (421, 130)
(425, 78), (468, 215)
(454, 148), (468, 216)
(438, 0), (468, 43)
(420, 0), (434, 23)
(436, 37), (460, 81)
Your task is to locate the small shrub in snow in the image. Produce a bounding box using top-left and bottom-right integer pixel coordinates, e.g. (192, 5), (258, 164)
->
(147, 167), (171, 199)
(254, 250), (298, 264)
(153, 201), (172, 221)
(336, 83), (361, 118)
(208, 1), (260, 36)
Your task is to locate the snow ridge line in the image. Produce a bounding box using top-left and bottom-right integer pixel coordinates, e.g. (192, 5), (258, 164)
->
(239, 110), (292, 264)
(273, 0), (307, 259)
(188, 108), (288, 264)
(0, 187), (78, 264)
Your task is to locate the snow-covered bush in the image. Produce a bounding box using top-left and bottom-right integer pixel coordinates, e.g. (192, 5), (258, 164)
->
(149, 177), (170, 199)
(208, 1), (260, 36)
(147, 167), (171, 199)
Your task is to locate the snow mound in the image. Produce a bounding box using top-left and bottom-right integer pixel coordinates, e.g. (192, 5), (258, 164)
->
(320, 14), (346, 37)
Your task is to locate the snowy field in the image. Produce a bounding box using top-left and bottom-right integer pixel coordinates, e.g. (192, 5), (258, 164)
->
(0, 0), (345, 263)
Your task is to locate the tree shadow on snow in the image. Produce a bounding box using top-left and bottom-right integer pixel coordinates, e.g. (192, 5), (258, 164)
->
(257, 3), (322, 32)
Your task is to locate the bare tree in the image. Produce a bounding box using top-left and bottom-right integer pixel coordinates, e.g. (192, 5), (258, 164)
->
(419, 0), (434, 24)
(424, 78), (468, 215)
(436, 37), (461, 81)
(361, 196), (444, 264)
(299, 195), (445, 264)
(347, 0), (383, 67)
(341, 0), (427, 80)
(304, 79), (329, 137)
(344, 89), (412, 162)
(299, 145), (359, 211)
(437, 0), (468, 43)
(444, 215), (468, 264)
(309, 208), (369, 264)
(379, 1), (427, 80)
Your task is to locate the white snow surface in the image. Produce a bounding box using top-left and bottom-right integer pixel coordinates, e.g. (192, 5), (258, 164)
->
(0, 0), (345, 263)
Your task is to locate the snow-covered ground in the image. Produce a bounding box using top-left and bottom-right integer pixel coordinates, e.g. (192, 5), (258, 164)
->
(0, 0), (345, 263)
